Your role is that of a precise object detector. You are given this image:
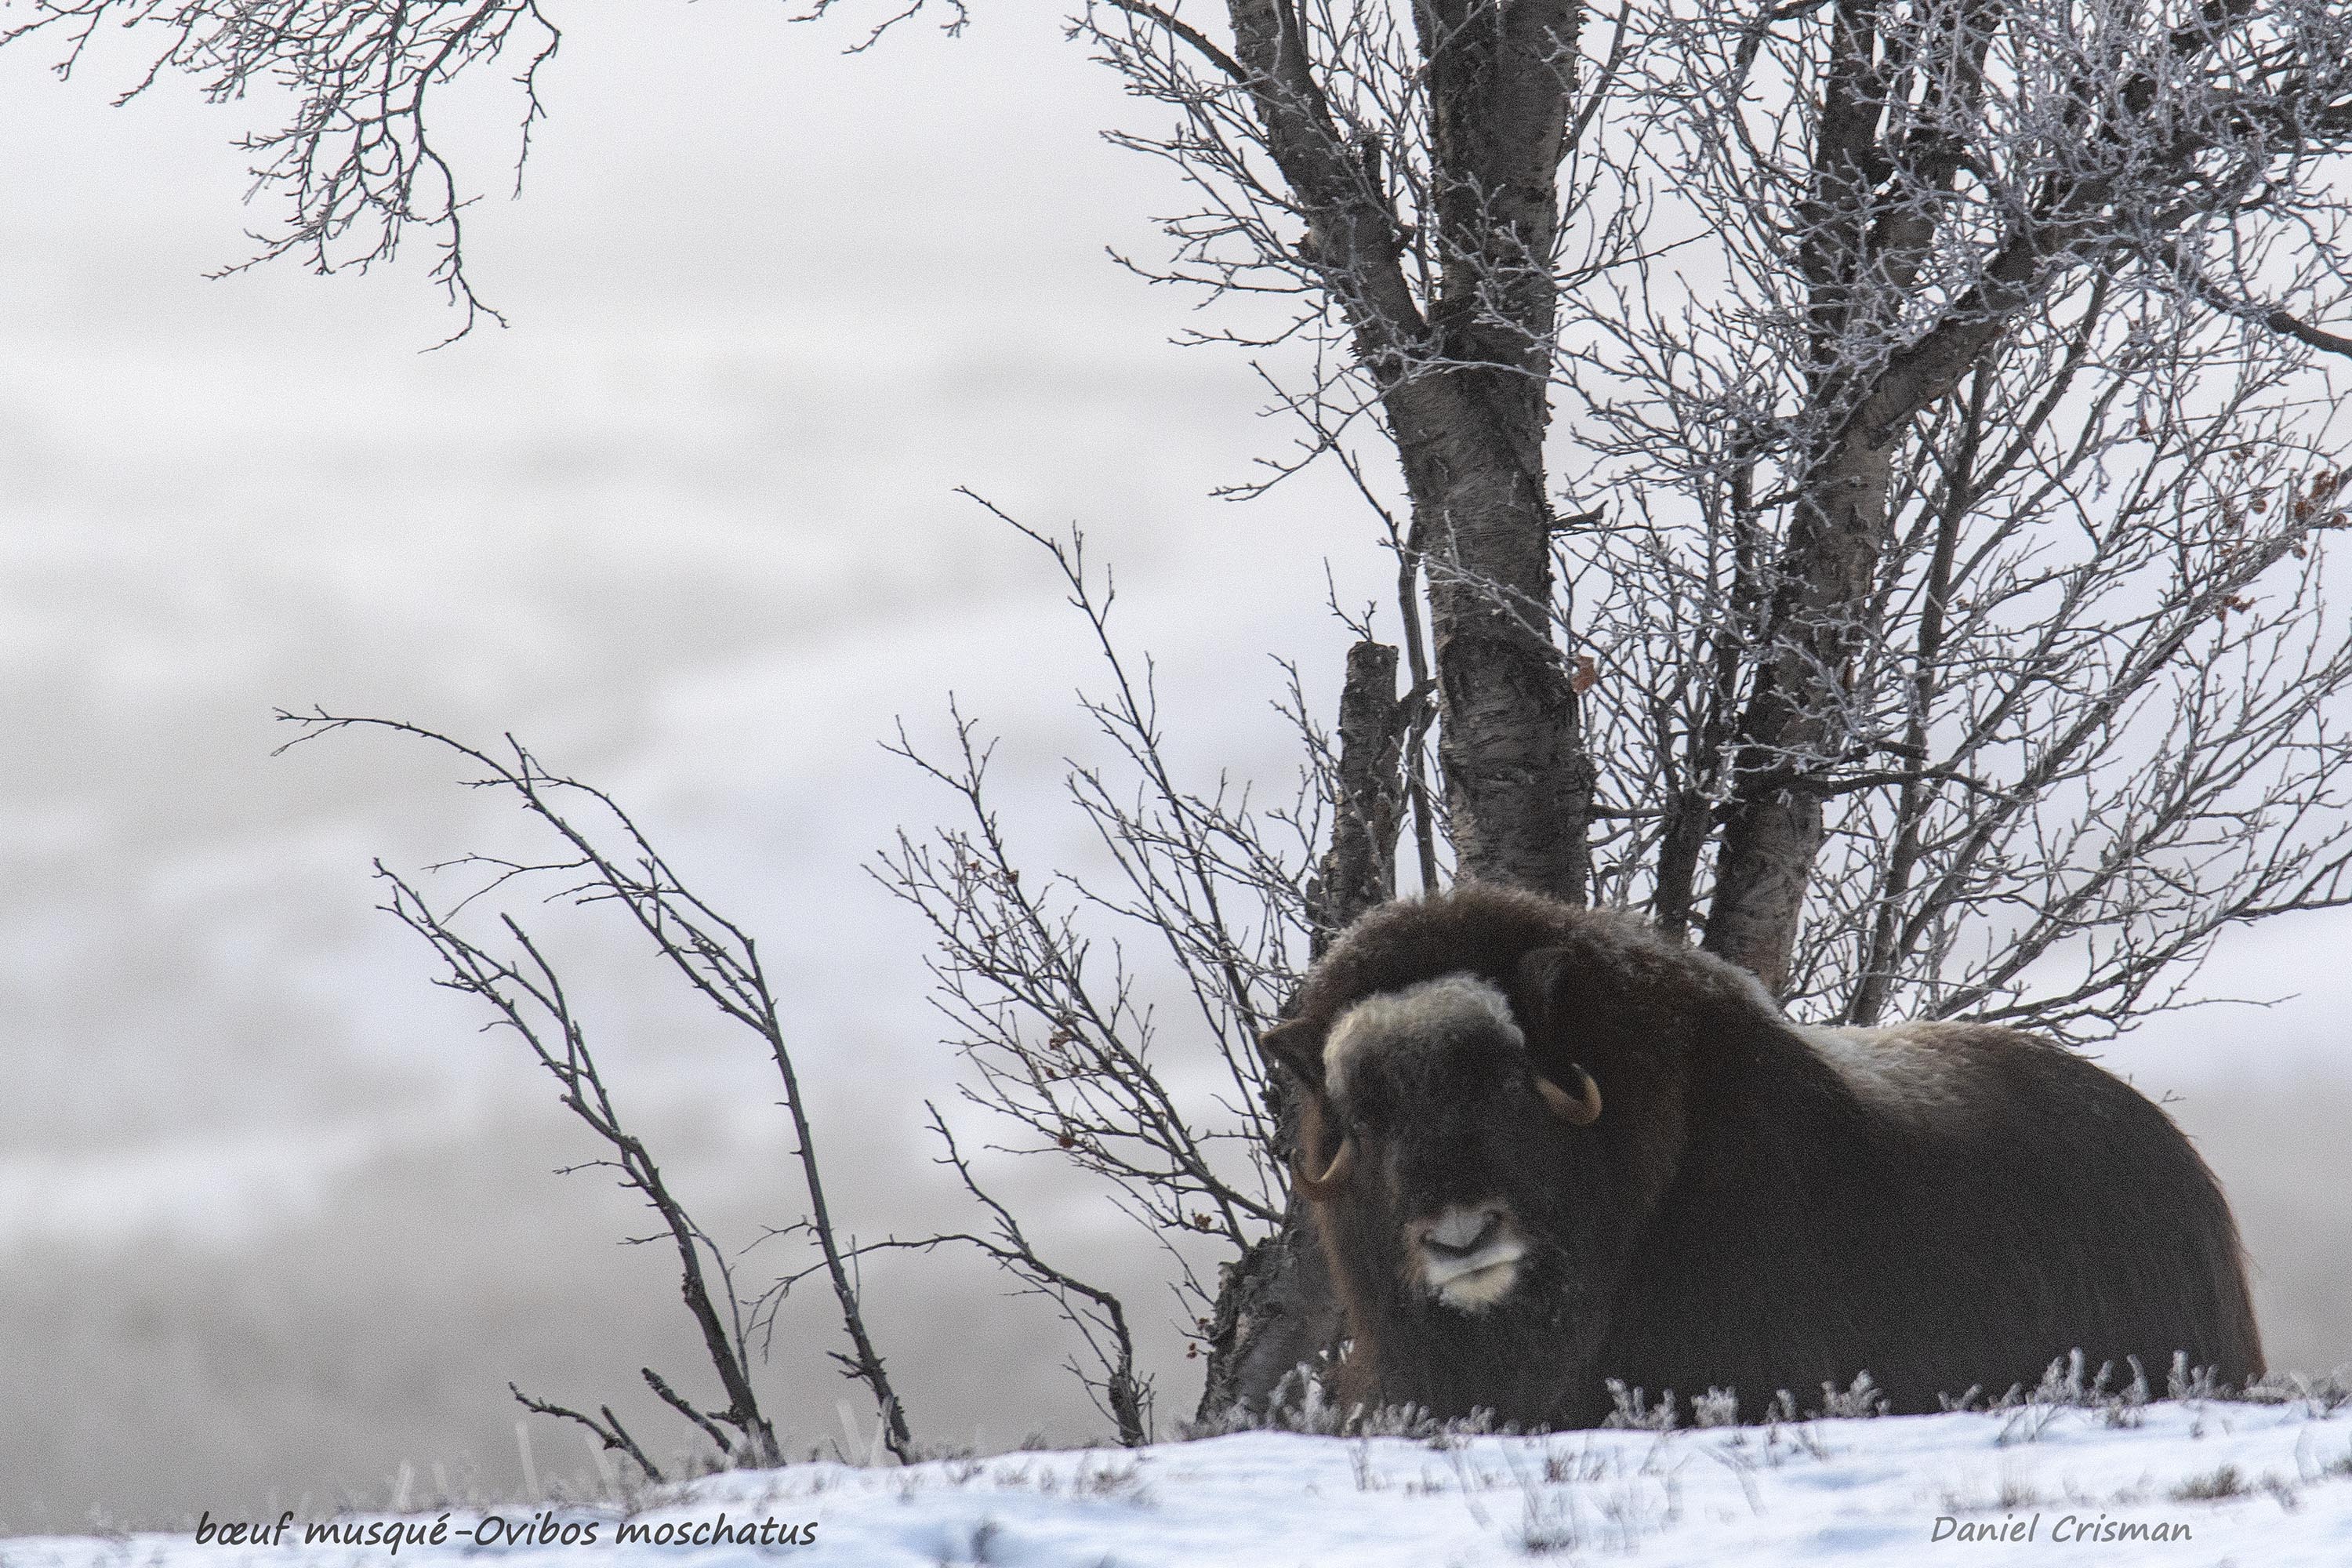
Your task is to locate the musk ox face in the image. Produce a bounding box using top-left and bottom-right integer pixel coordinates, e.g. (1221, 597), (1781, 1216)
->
(1284, 972), (1600, 1317)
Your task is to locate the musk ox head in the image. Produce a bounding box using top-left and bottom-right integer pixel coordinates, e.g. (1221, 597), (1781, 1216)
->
(1256, 887), (1717, 1420)
(1270, 971), (1599, 1315)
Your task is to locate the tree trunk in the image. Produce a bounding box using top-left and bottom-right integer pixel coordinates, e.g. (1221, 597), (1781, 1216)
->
(1222, 0), (1595, 909)
(1308, 641), (1407, 953)
(1704, 435), (1894, 995)
(1192, 1178), (1346, 1423)
(1401, 0), (1593, 907)
(1392, 376), (1596, 907)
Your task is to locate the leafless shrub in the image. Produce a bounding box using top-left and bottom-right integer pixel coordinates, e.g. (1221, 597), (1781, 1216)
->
(2167, 1350), (2226, 1404)
(1980, 1349), (2158, 1442)
(1517, 1497), (1584, 1558)
(1690, 1389), (1739, 1429)
(1755, 1393), (1831, 1463)
(772, 1105), (1157, 1447)
(2171, 1462), (2248, 1501)
(1190, 1367), (1453, 1441)
(875, 508), (1340, 1341)
(1938, 1472), (2048, 1515)
(1602, 1381), (1679, 1432)
(1996, 1398), (2066, 1446)
(1816, 1373), (1889, 1421)
(274, 710), (914, 1468)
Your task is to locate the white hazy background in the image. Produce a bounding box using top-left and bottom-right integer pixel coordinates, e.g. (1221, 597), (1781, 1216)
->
(0, 2), (2344, 1531)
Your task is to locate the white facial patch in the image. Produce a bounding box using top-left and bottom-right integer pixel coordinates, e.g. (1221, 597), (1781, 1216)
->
(1322, 971), (1522, 1102)
(1414, 1204), (1530, 1313)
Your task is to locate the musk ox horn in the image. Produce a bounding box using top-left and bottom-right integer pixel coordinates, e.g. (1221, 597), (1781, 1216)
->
(1291, 1135), (1356, 1201)
(1537, 1065), (1602, 1126)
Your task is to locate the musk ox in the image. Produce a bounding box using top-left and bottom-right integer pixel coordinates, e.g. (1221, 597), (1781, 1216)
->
(1260, 884), (2263, 1425)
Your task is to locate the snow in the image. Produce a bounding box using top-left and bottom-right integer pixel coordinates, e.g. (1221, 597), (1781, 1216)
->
(9, 1401), (2350, 1566)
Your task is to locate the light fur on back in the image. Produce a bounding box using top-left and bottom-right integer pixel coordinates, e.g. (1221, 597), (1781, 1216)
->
(1791, 1022), (1974, 1117)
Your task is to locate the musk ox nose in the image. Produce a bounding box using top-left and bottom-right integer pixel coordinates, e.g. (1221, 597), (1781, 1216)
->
(1407, 1203), (1529, 1313)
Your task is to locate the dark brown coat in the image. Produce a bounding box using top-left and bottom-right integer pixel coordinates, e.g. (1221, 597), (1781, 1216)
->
(1261, 884), (2263, 1425)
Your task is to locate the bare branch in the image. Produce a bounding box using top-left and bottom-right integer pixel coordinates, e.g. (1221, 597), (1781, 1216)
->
(508, 1384), (664, 1484)
(281, 710), (918, 1462)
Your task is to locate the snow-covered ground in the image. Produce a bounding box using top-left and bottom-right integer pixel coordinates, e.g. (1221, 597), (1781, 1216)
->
(9, 1402), (2351, 1566)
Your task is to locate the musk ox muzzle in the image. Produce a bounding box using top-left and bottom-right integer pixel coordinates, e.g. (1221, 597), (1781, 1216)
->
(1410, 1203), (1530, 1312)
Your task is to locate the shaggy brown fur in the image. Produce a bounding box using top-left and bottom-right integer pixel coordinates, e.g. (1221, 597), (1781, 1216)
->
(1261, 884), (2264, 1426)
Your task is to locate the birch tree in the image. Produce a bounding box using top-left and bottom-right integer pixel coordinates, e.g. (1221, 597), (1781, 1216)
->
(1581, 0), (2352, 1004)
